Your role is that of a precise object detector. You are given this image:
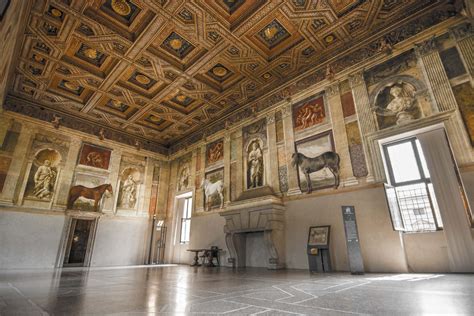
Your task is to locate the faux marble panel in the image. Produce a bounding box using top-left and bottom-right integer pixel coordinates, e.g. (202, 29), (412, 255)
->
(453, 82), (474, 146)
(278, 165), (289, 193)
(440, 47), (466, 79)
(345, 121), (368, 178)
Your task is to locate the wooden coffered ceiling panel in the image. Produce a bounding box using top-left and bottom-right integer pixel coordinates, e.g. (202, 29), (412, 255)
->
(6, 0), (452, 150)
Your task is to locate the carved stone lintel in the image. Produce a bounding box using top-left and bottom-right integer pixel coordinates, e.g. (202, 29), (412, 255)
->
(415, 36), (438, 57)
(349, 71), (365, 88)
(326, 83), (340, 98)
(449, 22), (473, 41)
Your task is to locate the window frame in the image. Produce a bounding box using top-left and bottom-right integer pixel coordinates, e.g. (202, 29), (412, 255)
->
(382, 137), (443, 232)
(179, 197), (192, 244)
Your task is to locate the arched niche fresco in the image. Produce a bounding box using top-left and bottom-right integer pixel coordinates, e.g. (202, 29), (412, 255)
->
(370, 75), (429, 129)
(24, 148), (62, 201)
(245, 137), (265, 189)
(117, 167), (141, 210)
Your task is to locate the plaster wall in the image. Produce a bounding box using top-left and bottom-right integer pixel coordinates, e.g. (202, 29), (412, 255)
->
(91, 217), (150, 267)
(284, 186), (409, 272)
(0, 209), (65, 269)
(187, 213), (228, 265)
(245, 232), (267, 268)
(402, 231), (450, 272)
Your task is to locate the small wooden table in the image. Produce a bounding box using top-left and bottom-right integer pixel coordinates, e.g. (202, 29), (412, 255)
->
(187, 249), (206, 266)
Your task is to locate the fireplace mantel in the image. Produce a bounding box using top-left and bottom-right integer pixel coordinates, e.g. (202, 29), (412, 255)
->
(220, 190), (285, 269)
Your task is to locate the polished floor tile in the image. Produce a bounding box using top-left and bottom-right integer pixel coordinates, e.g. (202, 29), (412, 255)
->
(0, 266), (473, 315)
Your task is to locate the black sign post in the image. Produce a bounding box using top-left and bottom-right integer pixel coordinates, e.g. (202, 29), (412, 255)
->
(341, 206), (364, 275)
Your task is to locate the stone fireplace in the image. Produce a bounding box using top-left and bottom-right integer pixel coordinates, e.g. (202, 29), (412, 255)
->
(219, 188), (285, 269)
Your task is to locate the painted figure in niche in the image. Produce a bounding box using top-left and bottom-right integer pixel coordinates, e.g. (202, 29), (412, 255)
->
(178, 165), (190, 191)
(374, 81), (419, 126)
(33, 159), (57, 199)
(121, 175), (137, 208)
(247, 140), (263, 188)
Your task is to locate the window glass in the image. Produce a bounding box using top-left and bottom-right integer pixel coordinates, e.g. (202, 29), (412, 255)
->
(387, 141), (421, 183)
(416, 139), (430, 178)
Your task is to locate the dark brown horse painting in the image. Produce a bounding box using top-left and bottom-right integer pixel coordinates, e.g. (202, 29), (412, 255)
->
(291, 151), (340, 193)
(67, 184), (113, 211)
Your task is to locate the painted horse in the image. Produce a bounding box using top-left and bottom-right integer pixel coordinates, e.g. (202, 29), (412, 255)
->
(67, 183), (113, 211)
(201, 178), (224, 211)
(291, 151), (340, 193)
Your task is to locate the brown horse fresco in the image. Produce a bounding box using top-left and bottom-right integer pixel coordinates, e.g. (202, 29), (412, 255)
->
(67, 183), (113, 211)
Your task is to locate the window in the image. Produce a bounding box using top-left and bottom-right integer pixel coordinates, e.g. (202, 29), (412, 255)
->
(383, 138), (443, 233)
(180, 197), (192, 244)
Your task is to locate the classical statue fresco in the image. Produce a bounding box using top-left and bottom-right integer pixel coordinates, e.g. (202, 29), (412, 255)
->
(293, 96), (326, 131)
(206, 139), (224, 165)
(78, 143), (111, 170)
(246, 139), (264, 189)
(453, 82), (474, 146)
(373, 81), (421, 128)
(201, 168), (224, 212)
(0, 156), (12, 193)
(117, 168), (140, 209)
(293, 131), (338, 192)
(177, 154), (192, 192)
(24, 149), (61, 200)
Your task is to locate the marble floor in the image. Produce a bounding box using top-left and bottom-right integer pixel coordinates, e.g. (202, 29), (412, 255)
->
(0, 265), (473, 315)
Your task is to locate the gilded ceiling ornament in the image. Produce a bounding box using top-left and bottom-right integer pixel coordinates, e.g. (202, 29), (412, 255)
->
(169, 38), (183, 50)
(212, 66), (228, 77)
(135, 74), (151, 85)
(33, 55), (43, 63)
(149, 115), (161, 122)
(262, 73), (272, 79)
(84, 48), (98, 59)
(64, 81), (80, 91)
(176, 95), (187, 102)
(264, 26), (278, 39)
(111, 0), (132, 16)
(112, 100), (122, 108)
(50, 8), (62, 18)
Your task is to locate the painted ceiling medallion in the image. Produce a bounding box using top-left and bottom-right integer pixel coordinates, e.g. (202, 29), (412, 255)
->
(169, 39), (183, 50)
(111, 0), (132, 16)
(257, 20), (290, 48)
(51, 8), (62, 17)
(161, 32), (195, 59)
(176, 95), (187, 102)
(107, 99), (129, 112)
(58, 80), (84, 95)
(135, 74), (151, 85)
(171, 93), (194, 107)
(207, 64), (233, 82)
(212, 66), (228, 77)
(84, 48), (98, 59)
(222, 0), (245, 14)
(64, 81), (80, 91)
(324, 34), (336, 44)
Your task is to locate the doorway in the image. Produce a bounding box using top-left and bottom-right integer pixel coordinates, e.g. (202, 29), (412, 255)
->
(63, 218), (97, 267)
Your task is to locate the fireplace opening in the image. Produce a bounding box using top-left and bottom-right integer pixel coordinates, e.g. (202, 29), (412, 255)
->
(245, 231), (267, 267)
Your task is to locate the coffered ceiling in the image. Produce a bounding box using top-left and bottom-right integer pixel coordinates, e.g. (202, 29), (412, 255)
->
(6, 0), (451, 151)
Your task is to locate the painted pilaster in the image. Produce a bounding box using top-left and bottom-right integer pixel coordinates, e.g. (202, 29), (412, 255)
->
(223, 134), (231, 204)
(54, 138), (82, 208)
(416, 37), (458, 112)
(0, 116), (12, 147)
(195, 144), (206, 213)
(325, 83), (358, 186)
(349, 71), (377, 181)
(450, 22), (474, 80)
(103, 147), (122, 213)
(416, 37), (473, 165)
(0, 123), (34, 204)
(140, 157), (155, 215)
(266, 112), (281, 194)
(281, 102), (301, 195)
(157, 161), (169, 219)
(233, 130), (244, 198)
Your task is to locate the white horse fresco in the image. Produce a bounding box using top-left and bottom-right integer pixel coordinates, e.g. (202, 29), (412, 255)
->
(201, 178), (224, 211)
